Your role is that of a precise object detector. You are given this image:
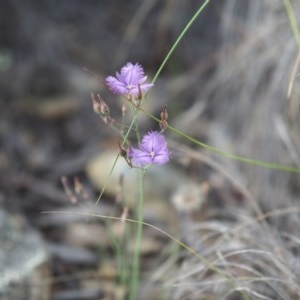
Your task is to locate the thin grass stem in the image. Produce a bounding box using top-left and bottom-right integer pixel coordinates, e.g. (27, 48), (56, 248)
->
(284, 0), (300, 52)
(152, 0), (211, 84)
(129, 169), (146, 300)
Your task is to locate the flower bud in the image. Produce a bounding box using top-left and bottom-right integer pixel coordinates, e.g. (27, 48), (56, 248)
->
(91, 92), (102, 114)
(99, 97), (110, 116)
(159, 105), (168, 132)
(91, 93), (110, 116)
(160, 105), (168, 121)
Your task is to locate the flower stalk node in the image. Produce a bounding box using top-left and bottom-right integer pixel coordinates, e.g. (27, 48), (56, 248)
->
(118, 140), (133, 167)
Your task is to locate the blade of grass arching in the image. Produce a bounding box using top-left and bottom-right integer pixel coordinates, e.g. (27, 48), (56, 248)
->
(152, 0), (211, 84)
(168, 123), (300, 173)
(141, 108), (300, 173)
(284, 0), (300, 53)
(42, 210), (251, 300)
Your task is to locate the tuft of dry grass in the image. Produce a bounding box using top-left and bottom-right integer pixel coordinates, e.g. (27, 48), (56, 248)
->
(166, 1), (300, 299)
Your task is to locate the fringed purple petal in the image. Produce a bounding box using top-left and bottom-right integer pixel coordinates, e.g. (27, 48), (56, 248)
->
(130, 131), (170, 167)
(153, 151), (170, 165)
(120, 63), (144, 85)
(105, 76), (127, 94)
(129, 147), (152, 167)
(106, 62), (153, 95)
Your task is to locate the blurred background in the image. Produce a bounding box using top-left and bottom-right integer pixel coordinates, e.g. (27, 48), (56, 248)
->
(1, 0), (300, 299)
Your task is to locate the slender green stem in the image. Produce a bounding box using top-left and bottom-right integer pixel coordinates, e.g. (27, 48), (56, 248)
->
(131, 104), (141, 143)
(113, 220), (130, 288)
(106, 220), (124, 280)
(93, 154), (120, 208)
(284, 0), (300, 52)
(130, 169), (146, 300)
(152, 0), (211, 84)
(141, 107), (300, 173)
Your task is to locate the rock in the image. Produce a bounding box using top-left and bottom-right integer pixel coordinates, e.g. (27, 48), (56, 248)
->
(85, 148), (207, 233)
(0, 209), (49, 300)
(63, 222), (110, 248)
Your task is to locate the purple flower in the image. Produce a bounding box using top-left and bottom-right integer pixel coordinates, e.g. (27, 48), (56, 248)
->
(129, 131), (170, 167)
(105, 62), (154, 95)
